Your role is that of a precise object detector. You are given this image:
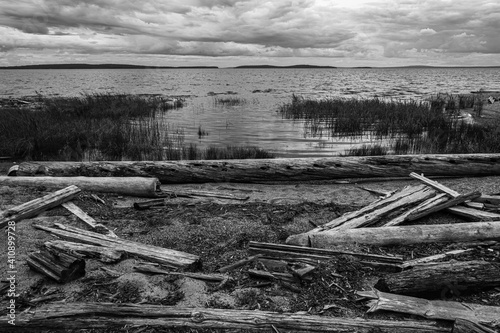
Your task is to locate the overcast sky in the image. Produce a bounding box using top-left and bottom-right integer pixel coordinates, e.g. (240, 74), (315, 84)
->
(1, 0), (499, 67)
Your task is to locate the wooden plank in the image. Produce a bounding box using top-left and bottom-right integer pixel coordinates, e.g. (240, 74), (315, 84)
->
(474, 195), (500, 205)
(45, 240), (124, 264)
(1, 302), (451, 332)
(409, 172), (460, 197)
(287, 221), (500, 247)
(358, 290), (500, 329)
(402, 249), (473, 269)
(447, 206), (500, 221)
(62, 201), (117, 238)
(0, 185), (81, 229)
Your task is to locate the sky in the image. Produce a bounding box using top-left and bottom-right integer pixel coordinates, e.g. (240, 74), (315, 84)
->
(0, 0), (499, 67)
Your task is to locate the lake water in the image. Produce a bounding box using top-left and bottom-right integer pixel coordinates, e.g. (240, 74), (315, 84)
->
(1, 67), (499, 157)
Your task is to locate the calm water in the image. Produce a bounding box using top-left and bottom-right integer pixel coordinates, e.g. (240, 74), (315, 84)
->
(1, 67), (499, 156)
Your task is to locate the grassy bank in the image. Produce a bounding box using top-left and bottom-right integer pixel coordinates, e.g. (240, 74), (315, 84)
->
(0, 93), (274, 161)
(279, 94), (500, 155)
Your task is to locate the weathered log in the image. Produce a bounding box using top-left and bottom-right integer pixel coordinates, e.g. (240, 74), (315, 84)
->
(0, 185), (80, 229)
(447, 206), (500, 221)
(62, 201), (117, 238)
(409, 172), (460, 197)
(384, 191), (481, 226)
(474, 195), (500, 205)
(374, 260), (500, 297)
(34, 223), (200, 269)
(288, 221), (500, 247)
(26, 248), (85, 283)
(357, 290), (500, 329)
(162, 189), (249, 201)
(248, 241), (403, 264)
(134, 265), (228, 282)
(0, 176), (163, 197)
(453, 319), (498, 333)
(0, 302), (451, 332)
(402, 249), (473, 269)
(133, 198), (166, 210)
(13, 153), (500, 183)
(45, 240), (124, 263)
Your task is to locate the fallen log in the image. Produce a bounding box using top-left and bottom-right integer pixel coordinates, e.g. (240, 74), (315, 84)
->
(447, 206), (500, 221)
(62, 201), (117, 238)
(134, 265), (227, 282)
(248, 241), (403, 265)
(26, 248), (85, 283)
(1, 302), (451, 332)
(0, 176), (163, 198)
(0, 185), (80, 229)
(13, 153), (500, 183)
(287, 221), (500, 247)
(45, 240), (124, 263)
(357, 290), (500, 330)
(34, 223), (200, 269)
(374, 260), (500, 297)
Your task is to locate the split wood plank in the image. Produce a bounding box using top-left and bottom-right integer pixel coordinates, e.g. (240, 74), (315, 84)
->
(0, 185), (81, 229)
(374, 260), (500, 297)
(34, 223), (200, 269)
(402, 249), (474, 269)
(409, 172), (460, 197)
(447, 206), (500, 221)
(357, 290), (500, 329)
(287, 221), (500, 247)
(161, 190), (249, 201)
(218, 255), (262, 273)
(45, 240), (124, 264)
(453, 319), (498, 333)
(62, 201), (117, 238)
(0, 302), (451, 332)
(474, 195), (500, 205)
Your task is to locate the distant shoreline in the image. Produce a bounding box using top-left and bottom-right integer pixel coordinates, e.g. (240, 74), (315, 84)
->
(1, 63), (500, 70)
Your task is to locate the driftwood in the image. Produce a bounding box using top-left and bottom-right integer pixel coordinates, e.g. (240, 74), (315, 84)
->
(358, 290), (500, 329)
(0, 185), (81, 229)
(162, 190), (249, 201)
(287, 221), (500, 247)
(62, 201), (117, 238)
(35, 223), (200, 269)
(453, 319), (498, 333)
(447, 206), (500, 221)
(45, 240), (124, 263)
(0, 302), (451, 332)
(475, 195), (500, 205)
(0, 176), (163, 198)
(134, 264), (228, 282)
(26, 248), (85, 283)
(248, 241), (403, 265)
(218, 254), (262, 273)
(402, 249), (473, 269)
(374, 260), (500, 297)
(133, 198), (166, 210)
(409, 172), (460, 197)
(13, 153), (500, 183)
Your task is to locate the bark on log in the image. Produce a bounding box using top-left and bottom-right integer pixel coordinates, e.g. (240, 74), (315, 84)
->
(35, 223), (200, 269)
(13, 153), (500, 183)
(0, 185), (80, 229)
(0, 303), (451, 332)
(0, 176), (163, 197)
(374, 260), (500, 297)
(447, 206), (500, 221)
(287, 221), (500, 247)
(45, 240), (124, 263)
(357, 290), (500, 329)
(26, 248), (85, 283)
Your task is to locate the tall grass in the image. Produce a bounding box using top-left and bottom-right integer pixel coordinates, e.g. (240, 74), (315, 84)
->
(213, 97), (247, 106)
(0, 93), (273, 161)
(281, 94), (499, 155)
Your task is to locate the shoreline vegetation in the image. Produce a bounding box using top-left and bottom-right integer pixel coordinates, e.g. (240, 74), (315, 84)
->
(1, 92), (499, 162)
(279, 93), (500, 156)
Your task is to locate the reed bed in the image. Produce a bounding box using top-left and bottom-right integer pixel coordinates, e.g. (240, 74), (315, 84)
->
(213, 96), (247, 106)
(0, 93), (273, 161)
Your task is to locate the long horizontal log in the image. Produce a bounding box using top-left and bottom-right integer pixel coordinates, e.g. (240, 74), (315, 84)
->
(35, 223), (199, 269)
(2, 302), (451, 332)
(374, 260), (500, 297)
(0, 176), (163, 197)
(357, 290), (500, 329)
(0, 185), (80, 229)
(287, 221), (500, 247)
(13, 153), (500, 183)
(45, 240), (124, 263)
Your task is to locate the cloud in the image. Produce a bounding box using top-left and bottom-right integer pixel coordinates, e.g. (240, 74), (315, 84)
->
(1, 0), (500, 66)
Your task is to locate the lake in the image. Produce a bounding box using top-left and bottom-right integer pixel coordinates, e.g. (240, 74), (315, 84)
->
(1, 67), (499, 157)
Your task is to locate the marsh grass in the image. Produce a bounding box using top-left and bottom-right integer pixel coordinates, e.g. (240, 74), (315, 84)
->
(0, 93), (273, 161)
(282, 94), (500, 155)
(214, 96), (247, 106)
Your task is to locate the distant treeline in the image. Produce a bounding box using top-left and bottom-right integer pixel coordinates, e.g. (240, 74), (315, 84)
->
(0, 64), (219, 70)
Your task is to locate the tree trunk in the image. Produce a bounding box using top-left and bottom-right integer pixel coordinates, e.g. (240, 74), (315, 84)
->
(35, 223), (200, 269)
(13, 153), (500, 183)
(287, 221), (500, 247)
(26, 248), (85, 283)
(2, 302), (451, 332)
(0, 176), (162, 197)
(357, 290), (500, 330)
(0, 185), (80, 229)
(374, 260), (500, 297)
